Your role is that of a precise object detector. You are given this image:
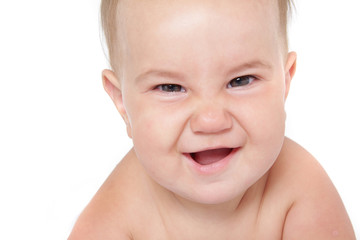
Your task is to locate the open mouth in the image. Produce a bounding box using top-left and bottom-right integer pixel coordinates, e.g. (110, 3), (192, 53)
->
(190, 148), (233, 165)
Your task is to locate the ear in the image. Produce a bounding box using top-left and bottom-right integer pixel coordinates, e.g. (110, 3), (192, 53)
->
(284, 51), (297, 100)
(102, 69), (132, 138)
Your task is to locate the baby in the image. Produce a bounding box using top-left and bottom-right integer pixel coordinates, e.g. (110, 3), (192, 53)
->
(69, 0), (355, 239)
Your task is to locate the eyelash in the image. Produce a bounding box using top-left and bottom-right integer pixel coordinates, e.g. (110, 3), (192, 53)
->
(227, 75), (256, 88)
(153, 75), (256, 93)
(154, 84), (186, 93)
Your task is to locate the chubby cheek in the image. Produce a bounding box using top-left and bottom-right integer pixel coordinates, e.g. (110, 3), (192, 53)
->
(130, 106), (184, 149)
(236, 87), (287, 169)
(253, 99), (285, 143)
(125, 96), (189, 175)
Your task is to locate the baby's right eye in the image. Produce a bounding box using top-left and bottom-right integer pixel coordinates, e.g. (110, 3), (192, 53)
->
(154, 84), (186, 93)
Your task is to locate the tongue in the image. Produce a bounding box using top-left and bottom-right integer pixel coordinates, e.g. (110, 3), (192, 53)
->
(191, 148), (232, 165)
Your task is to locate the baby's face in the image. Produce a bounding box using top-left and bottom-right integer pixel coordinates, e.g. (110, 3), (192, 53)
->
(116, 0), (295, 204)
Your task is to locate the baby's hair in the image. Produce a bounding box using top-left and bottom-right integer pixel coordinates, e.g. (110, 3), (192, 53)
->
(101, 0), (294, 72)
(101, 0), (120, 73)
(278, 0), (295, 55)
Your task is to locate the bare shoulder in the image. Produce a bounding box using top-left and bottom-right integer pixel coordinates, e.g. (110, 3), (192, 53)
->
(275, 138), (355, 239)
(68, 150), (143, 240)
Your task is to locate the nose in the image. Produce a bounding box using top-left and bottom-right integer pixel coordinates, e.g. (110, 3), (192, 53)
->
(190, 103), (233, 134)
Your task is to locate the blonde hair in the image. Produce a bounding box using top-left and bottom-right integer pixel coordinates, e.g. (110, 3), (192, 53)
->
(101, 0), (294, 72)
(101, 0), (120, 72)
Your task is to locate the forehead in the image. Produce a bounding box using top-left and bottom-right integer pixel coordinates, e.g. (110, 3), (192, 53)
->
(120, 0), (278, 17)
(118, 0), (280, 36)
(117, 0), (282, 75)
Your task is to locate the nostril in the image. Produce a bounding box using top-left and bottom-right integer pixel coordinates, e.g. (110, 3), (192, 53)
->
(190, 109), (232, 134)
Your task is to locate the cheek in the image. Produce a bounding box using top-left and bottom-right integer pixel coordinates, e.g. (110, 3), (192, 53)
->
(126, 96), (189, 156)
(236, 87), (286, 163)
(246, 84), (286, 137)
(133, 110), (178, 142)
(127, 103), (190, 187)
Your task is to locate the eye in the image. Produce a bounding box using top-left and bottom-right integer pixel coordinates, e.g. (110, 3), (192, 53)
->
(227, 75), (255, 88)
(155, 84), (185, 93)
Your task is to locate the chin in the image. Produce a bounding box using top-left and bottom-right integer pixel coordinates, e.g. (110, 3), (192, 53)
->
(197, 195), (238, 205)
(178, 182), (246, 205)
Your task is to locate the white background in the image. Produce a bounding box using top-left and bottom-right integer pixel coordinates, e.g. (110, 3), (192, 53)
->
(0, 0), (359, 239)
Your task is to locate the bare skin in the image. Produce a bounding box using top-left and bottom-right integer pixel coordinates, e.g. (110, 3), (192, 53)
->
(68, 138), (354, 239)
(69, 0), (355, 238)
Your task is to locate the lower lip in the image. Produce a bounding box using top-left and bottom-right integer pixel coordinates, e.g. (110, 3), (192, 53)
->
(184, 148), (240, 175)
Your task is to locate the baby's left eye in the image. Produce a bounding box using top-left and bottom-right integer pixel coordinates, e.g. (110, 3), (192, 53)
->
(227, 75), (255, 88)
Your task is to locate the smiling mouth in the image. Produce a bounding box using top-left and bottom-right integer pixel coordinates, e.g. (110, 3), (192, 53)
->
(190, 148), (233, 165)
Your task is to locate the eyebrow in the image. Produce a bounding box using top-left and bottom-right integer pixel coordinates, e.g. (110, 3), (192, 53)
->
(135, 60), (272, 83)
(227, 60), (273, 75)
(135, 69), (185, 83)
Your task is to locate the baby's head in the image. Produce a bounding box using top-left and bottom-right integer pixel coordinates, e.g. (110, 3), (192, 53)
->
(101, 0), (297, 204)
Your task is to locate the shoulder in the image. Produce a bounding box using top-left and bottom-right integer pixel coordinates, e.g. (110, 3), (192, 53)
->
(68, 203), (132, 240)
(274, 138), (355, 239)
(68, 150), (145, 240)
